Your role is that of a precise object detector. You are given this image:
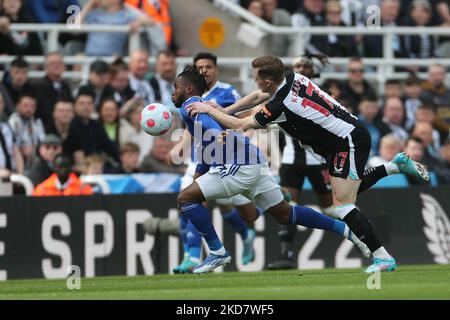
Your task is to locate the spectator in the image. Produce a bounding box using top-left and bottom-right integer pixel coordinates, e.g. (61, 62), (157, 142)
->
(119, 98), (154, 164)
(128, 49), (155, 105)
(367, 134), (404, 168)
(75, 60), (114, 110)
(64, 93), (120, 172)
(8, 94), (45, 167)
(27, 134), (62, 186)
(358, 98), (392, 157)
(84, 154), (105, 175)
(109, 58), (135, 107)
(32, 52), (73, 125)
(110, 142), (140, 174)
(440, 140), (450, 170)
(292, 0), (326, 55)
(79, 0), (152, 57)
(403, 136), (430, 185)
(25, 0), (84, 55)
(412, 121), (441, 160)
(193, 52), (241, 108)
(292, 54), (328, 78)
(141, 137), (184, 173)
(363, 0), (403, 58)
(1, 56), (34, 110)
(0, 91), (24, 177)
(0, 82), (14, 117)
(383, 97), (409, 141)
(45, 100), (74, 143)
(415, 105), (442, 152)
(33, 154), (94, 196)
(98, 98), (121, 148)
(149, 50), (177, 110)
(260, 0), (293, 57)
(383, 79), (402, 100)
(311, 0), (358, 57)
(402, 75), (424, 130)
(340, 57), (378, 114)
(321, 78), (343, 100)
(125, 0), (173, 54)
(401, 0), (437, 61)
(420, 63), (450, 137)
(247, 0), (264, 17)
(0, 0), (43, 55)
(26, 0), (78, 23)
(412, 124), (450, 184)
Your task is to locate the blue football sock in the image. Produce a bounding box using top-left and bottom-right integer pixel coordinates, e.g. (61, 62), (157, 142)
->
(186, 221), (202, 260)
(256, 206), (264, 217)
(222, 208), (248, 240)
(179, 202), (224, 253)
(179, 214), (189, 254)
(289, 205), (346, 237)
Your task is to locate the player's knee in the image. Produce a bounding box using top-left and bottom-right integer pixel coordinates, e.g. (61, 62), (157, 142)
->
(266, 205), (291, 224)
(177, 190), (192, 206)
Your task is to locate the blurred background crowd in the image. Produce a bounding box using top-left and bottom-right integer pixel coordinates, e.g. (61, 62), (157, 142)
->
(0, 0), (449, 196)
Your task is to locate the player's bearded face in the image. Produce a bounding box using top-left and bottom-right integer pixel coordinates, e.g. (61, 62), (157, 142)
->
(172, 78), (186, 108)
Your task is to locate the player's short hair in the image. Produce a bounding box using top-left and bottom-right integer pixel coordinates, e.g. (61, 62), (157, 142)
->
(252, 55), (285, 83)
(178, 65), (208, 95)
(11, 56), (29, 69)
(193, 52), (218, 66)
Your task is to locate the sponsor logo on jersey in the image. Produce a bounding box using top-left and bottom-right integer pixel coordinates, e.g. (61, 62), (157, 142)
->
(261, 106), (272, 118)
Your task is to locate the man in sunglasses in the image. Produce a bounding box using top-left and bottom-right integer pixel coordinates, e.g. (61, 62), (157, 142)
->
(340, 57), (377, 115)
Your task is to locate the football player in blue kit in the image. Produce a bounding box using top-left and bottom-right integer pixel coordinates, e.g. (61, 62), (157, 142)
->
(173, 53), (261, 273)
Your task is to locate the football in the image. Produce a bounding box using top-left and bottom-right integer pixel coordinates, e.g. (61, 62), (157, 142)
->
(140, 103), (173, 136)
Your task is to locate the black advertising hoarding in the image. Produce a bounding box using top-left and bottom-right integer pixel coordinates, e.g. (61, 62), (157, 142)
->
(0, 186), (449, 280)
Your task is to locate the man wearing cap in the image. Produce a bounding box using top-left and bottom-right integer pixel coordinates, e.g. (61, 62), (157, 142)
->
(33, 154), (94, 196)
(27, 134), (62, 186)
(74, 60), (115, 111)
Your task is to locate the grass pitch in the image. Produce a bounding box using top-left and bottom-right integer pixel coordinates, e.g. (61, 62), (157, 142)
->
(0, 264), (449, 300)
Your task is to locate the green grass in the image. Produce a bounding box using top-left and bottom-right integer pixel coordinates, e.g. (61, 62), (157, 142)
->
(0, 265), (449, 300)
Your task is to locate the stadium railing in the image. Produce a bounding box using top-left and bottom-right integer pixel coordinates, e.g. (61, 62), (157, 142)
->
(1, 21), (450, 93)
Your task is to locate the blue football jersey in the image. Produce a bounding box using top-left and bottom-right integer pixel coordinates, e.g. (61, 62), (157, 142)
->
(179, 96), (265, 174)
(202, 81), (241, 108)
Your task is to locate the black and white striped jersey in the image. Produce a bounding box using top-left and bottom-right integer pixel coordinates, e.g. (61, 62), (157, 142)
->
(254, 71), (360, 158)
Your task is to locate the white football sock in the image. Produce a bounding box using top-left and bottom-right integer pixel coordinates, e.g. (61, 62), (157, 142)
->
(384, 162), (399, 175)
(373, 246), (391, 260)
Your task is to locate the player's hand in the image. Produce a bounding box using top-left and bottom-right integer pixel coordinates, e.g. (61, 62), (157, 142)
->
(186, 102), (211, 116)
(205, 101), (223, 111)
(217, 130), (230, 144)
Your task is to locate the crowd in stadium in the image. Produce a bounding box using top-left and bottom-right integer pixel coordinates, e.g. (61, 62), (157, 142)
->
(0, 0), (449, 196)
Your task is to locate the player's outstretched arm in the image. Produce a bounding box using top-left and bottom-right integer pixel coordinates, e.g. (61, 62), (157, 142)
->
(223, 90), (271, 115)
(187, 102), (260, 131)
